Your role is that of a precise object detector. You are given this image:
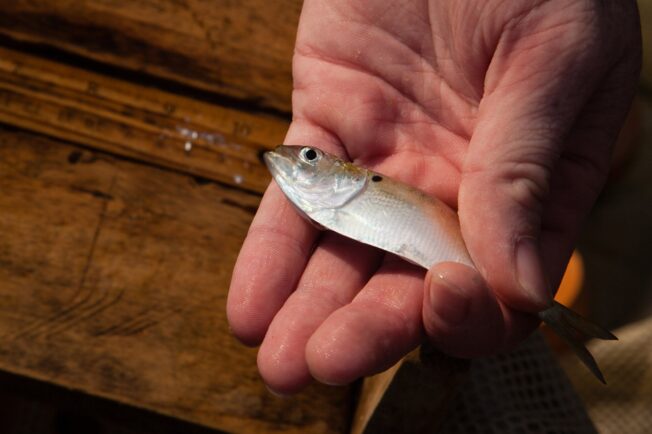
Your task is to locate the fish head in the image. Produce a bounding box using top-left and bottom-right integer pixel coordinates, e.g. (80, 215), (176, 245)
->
(264, 145), (367, 214)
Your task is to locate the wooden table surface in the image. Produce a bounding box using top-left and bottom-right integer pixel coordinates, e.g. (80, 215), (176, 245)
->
(0, 1), (354, 433)
(0, 0), (299, 112)
(3, 2), (650, 433)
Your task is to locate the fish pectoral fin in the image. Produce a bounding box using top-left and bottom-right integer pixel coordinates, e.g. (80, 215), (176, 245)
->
(538, 301), (616, 384)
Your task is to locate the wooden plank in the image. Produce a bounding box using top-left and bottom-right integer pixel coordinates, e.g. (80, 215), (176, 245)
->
(0, 370), (223, 434)
(0, 45), (288, 193)
(0, 130), (350, 434)
(350, 345), (468, 434)
(0, 0), (299, 112)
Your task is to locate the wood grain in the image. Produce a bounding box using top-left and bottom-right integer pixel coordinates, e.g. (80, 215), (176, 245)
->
(0, 130), (350, 434)
(0, 46), (288, 194)
(0, 0), (300, 112)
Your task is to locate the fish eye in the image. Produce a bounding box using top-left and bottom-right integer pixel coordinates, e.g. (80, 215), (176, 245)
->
(299, 147), (321, 164)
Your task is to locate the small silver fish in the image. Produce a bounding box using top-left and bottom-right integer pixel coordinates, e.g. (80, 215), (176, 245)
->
(264, 145), (616, 383)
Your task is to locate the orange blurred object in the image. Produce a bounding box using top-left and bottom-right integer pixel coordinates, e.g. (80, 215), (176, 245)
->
(555, 250), (585, 309)
(542, 250), (587, 352)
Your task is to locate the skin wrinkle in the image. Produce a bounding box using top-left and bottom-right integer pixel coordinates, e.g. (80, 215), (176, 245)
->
(245, 224), (313, 261)
(468, 0), (500, 71)
(364, 147), (459, 175)
(347, 0), (434, 63)
(471, 147), (556, 212)
(533, 41), (639, 242)
(354, 271), (424, 331)
(487, 7), (591, 95)
(286, 116), (347, 157)
(295, 26), (477, 140)
(464, 99), (565, 175)
(295, 283), (359, 312)
(559, 148), (609, 185)
(436, 6), (483, 101)
(495, 0), (555, 40)
(463, 140), (558, 184)
(295, 44), (445, 131)
(358, 287), (419, 329)
(293, 59), (400, 148)
(430, 1), (499, 99)
(295, 245), (381, 308)
(508, 174), (548, 216)
(361, 149), (461, 196)
(490, 54), (591, 112)
(517, 19), (598, 53)
(294, 8), (480, 150)
(309, 305), (416, 383)
(296, 83), (470, 172)
(296, 53), (468, 167)
(429, 29), (484, 106)
(321, 4), (434, 69)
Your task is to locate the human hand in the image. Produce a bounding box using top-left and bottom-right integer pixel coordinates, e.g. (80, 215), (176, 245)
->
(228, 0), (641, 394)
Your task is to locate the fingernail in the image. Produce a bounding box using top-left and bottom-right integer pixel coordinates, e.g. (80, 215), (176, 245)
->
(515, 237), (553, 308)
(265, 384), (289, 398)
(429, 272), (469, 325)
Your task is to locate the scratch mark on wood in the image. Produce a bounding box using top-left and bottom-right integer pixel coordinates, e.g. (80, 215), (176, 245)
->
(69, 185), (115, 201)
(94, 317), (159, 337)
(43, 288), (126, 338)
(92, 303), (186, 337)
(11, 175), (117, 340)
(220, 197), (258, 216)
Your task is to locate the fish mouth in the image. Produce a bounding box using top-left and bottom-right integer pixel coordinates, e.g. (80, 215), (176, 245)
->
(263, 146), (295, 183)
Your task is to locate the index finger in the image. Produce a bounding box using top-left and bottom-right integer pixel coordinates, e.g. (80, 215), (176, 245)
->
(227, 120), (344, 345)
(227, 182), (318, 345)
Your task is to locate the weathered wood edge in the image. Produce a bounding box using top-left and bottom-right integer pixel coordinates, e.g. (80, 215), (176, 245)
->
(0, 131), (351, 434)
(0, 45), (289, 193)
(0, 0), (300, 112)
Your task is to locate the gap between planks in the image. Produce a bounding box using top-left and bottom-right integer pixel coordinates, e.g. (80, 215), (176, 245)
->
(0, 45), (289, 194)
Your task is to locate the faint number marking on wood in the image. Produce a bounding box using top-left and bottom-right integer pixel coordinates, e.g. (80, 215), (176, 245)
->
(87, 81), (100, 95)
(233, 121), (252, 137)
(163, 102), (176, 115)
(11, 61), (21, 75)
(22, 100), (41, 115)
(0, 89), (12, 107)
(180, 0), (219, 51)
(11, 175), (120, 341)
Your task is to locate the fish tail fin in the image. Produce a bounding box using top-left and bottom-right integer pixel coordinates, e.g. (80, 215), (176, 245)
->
(539, 301), (617, 384)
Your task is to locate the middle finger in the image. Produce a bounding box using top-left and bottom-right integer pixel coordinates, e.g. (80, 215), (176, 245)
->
(257, 233), (383, 394)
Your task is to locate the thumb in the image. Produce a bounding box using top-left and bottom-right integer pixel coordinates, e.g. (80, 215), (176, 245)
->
(459, 120), (557, 314)
(422, 262), (539, 357)
(459, 14), (612, 313)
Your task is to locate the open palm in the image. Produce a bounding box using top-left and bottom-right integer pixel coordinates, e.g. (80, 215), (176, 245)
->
(228, 0), (640, 394)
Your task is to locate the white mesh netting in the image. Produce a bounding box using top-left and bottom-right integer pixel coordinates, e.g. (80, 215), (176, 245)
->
(439, 332), (596, 433)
